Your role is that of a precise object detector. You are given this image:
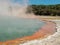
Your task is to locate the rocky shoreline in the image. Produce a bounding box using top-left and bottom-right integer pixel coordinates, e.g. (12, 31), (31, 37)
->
(0, 20), (57, 45)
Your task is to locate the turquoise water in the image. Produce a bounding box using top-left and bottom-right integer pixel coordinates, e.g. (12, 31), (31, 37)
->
(0, 16), (45, 42)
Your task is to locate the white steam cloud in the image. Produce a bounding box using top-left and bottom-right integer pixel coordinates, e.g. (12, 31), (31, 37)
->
(0, 0), (28, 16)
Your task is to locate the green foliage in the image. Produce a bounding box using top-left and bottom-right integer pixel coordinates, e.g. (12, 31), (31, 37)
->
(27, 4), (60, 16)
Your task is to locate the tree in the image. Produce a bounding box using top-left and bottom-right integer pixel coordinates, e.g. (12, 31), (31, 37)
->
(27, 4), (60, 16)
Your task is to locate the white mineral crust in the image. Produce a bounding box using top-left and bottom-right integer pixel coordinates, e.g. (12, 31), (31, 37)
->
(20, 20), (60, 45)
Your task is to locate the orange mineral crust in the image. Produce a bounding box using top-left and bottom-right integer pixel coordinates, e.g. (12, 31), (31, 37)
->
(0, 21), (56, 45)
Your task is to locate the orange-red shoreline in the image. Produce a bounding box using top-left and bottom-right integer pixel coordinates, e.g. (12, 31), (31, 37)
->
(0, 20), (56, 45)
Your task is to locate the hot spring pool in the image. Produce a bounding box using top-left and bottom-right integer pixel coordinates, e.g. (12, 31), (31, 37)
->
(0, 16), (45, 42)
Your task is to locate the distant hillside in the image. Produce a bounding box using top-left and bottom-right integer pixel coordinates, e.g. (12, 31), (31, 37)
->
(27, 4), (60, 16)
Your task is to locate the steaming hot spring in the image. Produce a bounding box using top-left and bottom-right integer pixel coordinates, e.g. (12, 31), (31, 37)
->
(0, 0), (46, 42)
(0, 0), (56, 45)
(0, 15), (45, 42)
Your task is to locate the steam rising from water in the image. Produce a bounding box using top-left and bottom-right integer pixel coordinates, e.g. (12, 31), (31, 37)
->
(0, 0), (28, 17)
(0, 0), (45, 42)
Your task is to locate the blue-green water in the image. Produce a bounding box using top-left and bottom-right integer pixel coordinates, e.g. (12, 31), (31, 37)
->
(0, 16), (45, 42)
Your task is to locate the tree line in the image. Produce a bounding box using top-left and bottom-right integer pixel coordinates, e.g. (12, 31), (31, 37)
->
(27, 4), (60, 16)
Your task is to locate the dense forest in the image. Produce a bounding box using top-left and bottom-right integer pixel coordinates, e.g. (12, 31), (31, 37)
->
(27, 4), (60, 16)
